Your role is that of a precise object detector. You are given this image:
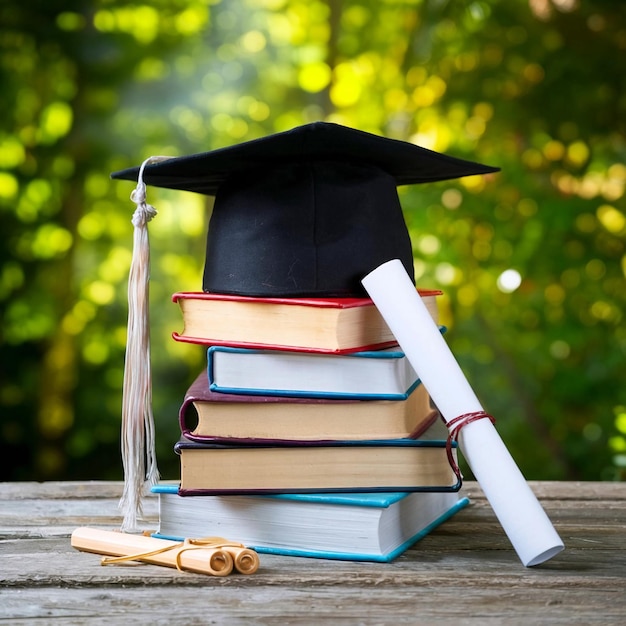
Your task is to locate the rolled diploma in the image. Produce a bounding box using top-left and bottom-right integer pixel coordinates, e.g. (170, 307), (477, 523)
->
(222, 545), (260, 575)
(71, 527), (234, 576)
(362, 259), (564, 567)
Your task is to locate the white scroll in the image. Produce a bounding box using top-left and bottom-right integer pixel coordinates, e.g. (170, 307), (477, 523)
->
(362, 259), (564, 567)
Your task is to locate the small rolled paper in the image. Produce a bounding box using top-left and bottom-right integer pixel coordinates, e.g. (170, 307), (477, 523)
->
(362, 259), (564, 567)
(71, 527), (259, 576)
(216, 542), (260, 575)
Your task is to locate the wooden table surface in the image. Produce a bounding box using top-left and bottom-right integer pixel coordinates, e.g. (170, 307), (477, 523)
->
(1, 480), (624, 624)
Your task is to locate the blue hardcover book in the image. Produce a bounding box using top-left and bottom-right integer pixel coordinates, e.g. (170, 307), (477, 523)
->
(151, 483), (470, 562)
(207, 331), (445, 401)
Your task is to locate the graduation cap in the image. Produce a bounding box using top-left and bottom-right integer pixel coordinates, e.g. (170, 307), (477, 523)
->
(112, 121), (498, 298)
(111, 122), (499, 531)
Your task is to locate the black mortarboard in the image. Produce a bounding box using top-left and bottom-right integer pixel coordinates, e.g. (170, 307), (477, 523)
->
(112, 122), (498, 298)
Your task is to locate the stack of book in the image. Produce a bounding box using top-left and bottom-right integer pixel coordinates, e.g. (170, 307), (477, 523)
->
(153, 290), (468, 562)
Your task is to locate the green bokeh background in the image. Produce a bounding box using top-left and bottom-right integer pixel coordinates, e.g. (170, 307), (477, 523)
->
(1, 0), (624, 483)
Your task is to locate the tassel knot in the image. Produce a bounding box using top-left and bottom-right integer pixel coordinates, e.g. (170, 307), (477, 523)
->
(130, 181), (158, 228)
(131, 203), (158, 228)
(130, 181), (147, 205)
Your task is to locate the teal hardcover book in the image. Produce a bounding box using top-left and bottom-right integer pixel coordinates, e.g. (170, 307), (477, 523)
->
(174, 433), (460, 495)
(151, 483), (469, 562)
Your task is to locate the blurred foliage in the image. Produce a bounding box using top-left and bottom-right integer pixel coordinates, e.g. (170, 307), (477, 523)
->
(0, 0), (624, 483)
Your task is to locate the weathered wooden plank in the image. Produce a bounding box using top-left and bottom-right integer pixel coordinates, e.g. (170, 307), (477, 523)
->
(0, 481), (624, 624)
(2, 493), (623, 539)
(2, 480), (624, 501)
(0, 481), (128, 500)
(1, 584), (624, 625)
(462, 480), (626, 501)
(2, 528), (624, 588)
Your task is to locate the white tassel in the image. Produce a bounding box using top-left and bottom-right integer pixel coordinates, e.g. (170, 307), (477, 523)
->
(119, 156), (171, 532)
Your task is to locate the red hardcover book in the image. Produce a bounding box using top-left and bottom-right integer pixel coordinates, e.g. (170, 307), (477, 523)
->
(172, 290), (441, 354)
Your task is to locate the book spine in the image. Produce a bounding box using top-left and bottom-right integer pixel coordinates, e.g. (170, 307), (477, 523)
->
(173, 332), (399, 354)
(206, 384), (417, 401)
(177, 483), (462, 497)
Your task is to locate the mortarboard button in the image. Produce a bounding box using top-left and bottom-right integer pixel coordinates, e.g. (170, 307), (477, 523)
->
(112, 121), (499, 297)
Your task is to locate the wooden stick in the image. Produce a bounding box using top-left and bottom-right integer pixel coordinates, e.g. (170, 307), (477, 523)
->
(71, 527), (261, 576)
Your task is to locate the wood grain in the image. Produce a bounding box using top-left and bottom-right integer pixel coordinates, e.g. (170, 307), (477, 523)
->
(1, 481), (624, 624)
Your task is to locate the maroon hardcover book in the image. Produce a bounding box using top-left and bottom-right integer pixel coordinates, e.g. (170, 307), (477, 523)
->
(179, 371), (440, 445)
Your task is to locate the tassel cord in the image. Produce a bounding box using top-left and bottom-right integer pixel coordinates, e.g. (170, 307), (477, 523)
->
(119, 156), (170, 532)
